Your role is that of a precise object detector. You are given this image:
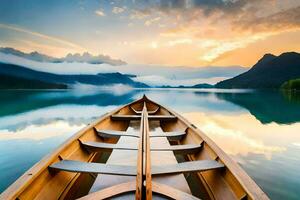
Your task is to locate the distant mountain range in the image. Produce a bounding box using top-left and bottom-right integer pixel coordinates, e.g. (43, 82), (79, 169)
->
(0, 62), (148, 89)
(1, 47), (300, 90)
(0, 47), (126, 66)
(0, 74), (67, 89)
(160, 83), (213, 89)
(216, 52), (300, 88)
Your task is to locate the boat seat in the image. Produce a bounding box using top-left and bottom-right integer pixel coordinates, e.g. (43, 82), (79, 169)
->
(49, 160), (136, 176)
(111, 115), (177, 121)
(81, 141), (202, 154)
(96, 128), (186, 141)
(152, 160), (224, 175)
(49, 159), (223, 176)
(89, 121), (191, 199)
(130, 106), (159, 115)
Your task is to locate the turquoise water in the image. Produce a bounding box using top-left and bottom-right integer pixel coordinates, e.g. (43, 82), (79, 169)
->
(0, 89), (300, 199)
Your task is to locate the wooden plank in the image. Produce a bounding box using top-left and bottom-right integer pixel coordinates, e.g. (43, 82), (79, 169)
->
(111, 115), (141, 121)
(95, 129), (139, 138)
(130, 106), (159, 115)
(81, 141), (137, 152)
(135, 106), (144, 200)
(49, 160), (136, 176)
(150, 131), (186, 141)
(152, 160), (224, 175)
(96, 128), (185, 141)
(148, 115), (177, 121)
(152, 181), (200, 200)
(143, 103), (152, 199)
(78, 181), (136, 200)
(152, 144), (202, 154)
(111, 115), (177, 121)
(81, 141), (200, 154)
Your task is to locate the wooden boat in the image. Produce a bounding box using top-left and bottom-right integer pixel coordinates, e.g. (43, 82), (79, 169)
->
(0, 95), (269, 200)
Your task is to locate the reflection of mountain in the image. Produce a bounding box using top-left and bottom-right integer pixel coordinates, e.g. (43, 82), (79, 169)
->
(216, 52), (300, 88)
(0, 90), (139, 118)
(0, 62), (148, 88)
(216, 91), (300, 124)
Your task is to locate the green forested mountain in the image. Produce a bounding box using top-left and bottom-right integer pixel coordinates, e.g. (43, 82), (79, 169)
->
(216, 52), (300, 89)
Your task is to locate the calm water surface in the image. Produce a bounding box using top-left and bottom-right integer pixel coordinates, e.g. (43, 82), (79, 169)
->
(0, 89), (300, 199)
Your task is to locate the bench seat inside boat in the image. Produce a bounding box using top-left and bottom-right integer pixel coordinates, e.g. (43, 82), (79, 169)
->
(89, 120), (192, 199)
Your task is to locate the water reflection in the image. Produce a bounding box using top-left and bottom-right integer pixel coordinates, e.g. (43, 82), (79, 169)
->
(216, 90), (300, 124)
(0, 89), (300, 199)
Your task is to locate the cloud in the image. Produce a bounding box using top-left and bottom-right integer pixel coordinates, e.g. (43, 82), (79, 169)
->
(0, 47), (126, 65)
(112, 6), (126, 14)
(95, 9), (106, 16)
(144, 17), (161, 26)
(199, 33), (274, 62)
(233, 6), (300, 34)
(0, 24), (84, 50)
(167, 38), (192, 46)
(117, 0), (300, 63)
(129, 9), (150, 19)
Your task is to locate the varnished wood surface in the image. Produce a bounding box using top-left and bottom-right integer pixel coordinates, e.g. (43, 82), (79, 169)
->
(78, 181), (136, 200)
(111, 114), (177, 121)
(152, 160), (224, 175)
(96, 129), (139, 138)
(130, 106), (159, 115)
(82, 141), (138, 152)
(81, 141), (201, 155)
(143, 104), (152, 199)
(152, 181), (200, 200)
(152, 144), (201, 154)
(135, 108), (144, 200)
(150, 131), (186, 141)
(49, 160), (136, 176)
(96, 128), (186, 140)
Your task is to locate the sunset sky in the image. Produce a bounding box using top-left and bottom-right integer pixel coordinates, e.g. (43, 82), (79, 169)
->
(1, 0), (300, 67)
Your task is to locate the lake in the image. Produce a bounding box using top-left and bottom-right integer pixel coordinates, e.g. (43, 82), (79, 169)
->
(0, 88), (300, 199)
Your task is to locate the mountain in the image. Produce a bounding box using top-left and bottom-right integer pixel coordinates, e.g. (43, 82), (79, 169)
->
(190, 83), (214, 88)
(0, 74), (67, 89)
(160, 83), (213, 88)
(0, 47), (126, 66)
(0, 62), (148, 88)
(216, 52), (300, 89)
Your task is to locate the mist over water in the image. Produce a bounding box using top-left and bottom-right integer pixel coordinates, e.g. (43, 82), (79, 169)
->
(0, 89), (300, 199)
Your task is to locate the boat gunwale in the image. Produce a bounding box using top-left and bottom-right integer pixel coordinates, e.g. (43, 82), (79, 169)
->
(145, 98), (269, 200)
(0, 98), (143, 200)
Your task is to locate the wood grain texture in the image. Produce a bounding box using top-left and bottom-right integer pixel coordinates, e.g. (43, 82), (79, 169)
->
(152, 160), (224, 175)
(96, 128), (186, 141)
(111, 114), (177, 121)
(96, 129), (139, 138)
(135, 107), (144, 199)
(81, 141), (201, 155)
(78, 181), (136, 200)
(143, 103), (152, 199)
(130, 106), (159, 115)
(152, 181), (200, 200)
(49, 160), (136, 176)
